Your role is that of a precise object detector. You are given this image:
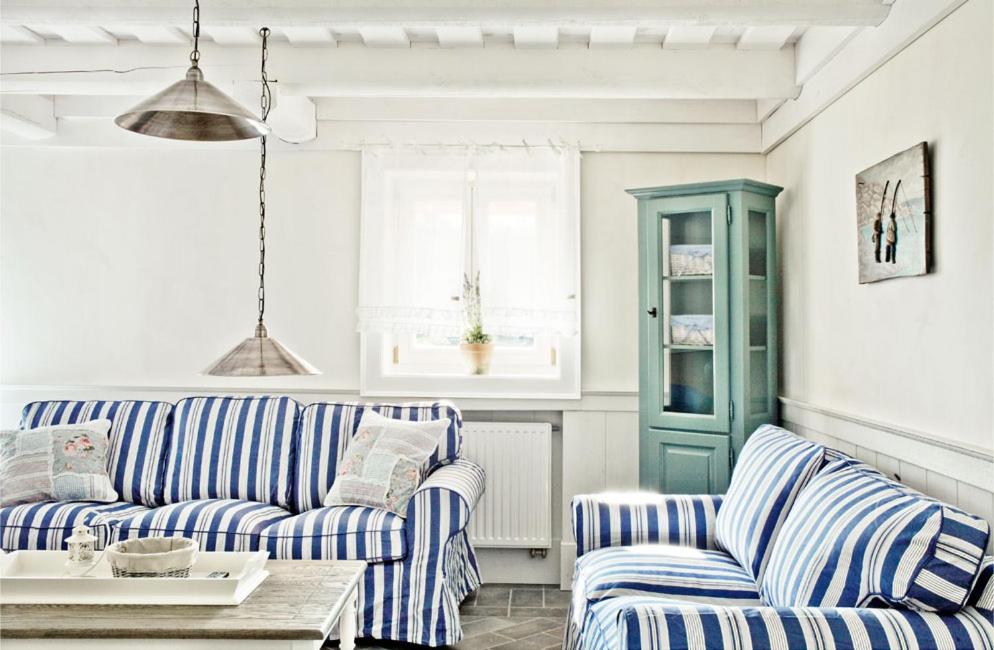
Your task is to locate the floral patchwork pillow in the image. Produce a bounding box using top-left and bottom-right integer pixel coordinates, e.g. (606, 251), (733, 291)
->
(0, 420), (118, 506)
(324, 410), (450, 516)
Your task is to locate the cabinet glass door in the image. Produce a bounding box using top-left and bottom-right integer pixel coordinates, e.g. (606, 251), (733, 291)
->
(644, 193), (730, 433)
(743, 193), (777, 432)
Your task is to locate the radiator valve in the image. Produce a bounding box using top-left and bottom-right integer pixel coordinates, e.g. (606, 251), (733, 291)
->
(529, 548), (548, 559)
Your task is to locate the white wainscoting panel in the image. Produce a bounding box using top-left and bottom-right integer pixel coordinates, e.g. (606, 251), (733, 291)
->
(559, 409), (640, 588)
(460, 421), (553, 549)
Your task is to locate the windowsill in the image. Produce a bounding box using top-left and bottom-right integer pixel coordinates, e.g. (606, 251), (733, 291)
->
(360, 332), (581, 400)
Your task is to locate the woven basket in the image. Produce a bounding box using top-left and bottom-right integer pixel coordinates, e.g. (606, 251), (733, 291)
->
(106, 537), (198, 578)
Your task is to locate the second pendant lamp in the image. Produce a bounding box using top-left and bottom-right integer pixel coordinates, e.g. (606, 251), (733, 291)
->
(203, 28), (319, 377)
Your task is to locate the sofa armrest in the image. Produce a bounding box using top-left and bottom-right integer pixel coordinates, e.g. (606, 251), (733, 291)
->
(405, 459), (486, 543)
(595, 598), (994, 650)
(572, 493), (722, 557)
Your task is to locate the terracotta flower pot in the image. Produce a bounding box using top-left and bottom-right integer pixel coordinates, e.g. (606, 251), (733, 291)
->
(459, 342), (494, 375)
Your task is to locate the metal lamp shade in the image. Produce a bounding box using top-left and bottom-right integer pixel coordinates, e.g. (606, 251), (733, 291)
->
(203, 323), (320, 377)
(115, 66), (269, 142)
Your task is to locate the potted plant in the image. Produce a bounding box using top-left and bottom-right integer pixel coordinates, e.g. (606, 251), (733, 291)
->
(459, 272), (493, 375)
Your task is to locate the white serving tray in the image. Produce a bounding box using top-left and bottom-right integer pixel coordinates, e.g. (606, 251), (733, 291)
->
(0, 550), (269, 605)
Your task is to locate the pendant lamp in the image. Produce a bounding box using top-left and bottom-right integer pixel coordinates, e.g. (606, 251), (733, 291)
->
(115, 1), (269, 141)
(204, 28), (319, 377)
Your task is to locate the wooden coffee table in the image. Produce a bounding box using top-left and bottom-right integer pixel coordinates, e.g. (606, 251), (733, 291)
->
(0, 560), (366, 650)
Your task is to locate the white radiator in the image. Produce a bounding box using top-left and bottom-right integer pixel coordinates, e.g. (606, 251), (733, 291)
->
(460, 422), (552, 549)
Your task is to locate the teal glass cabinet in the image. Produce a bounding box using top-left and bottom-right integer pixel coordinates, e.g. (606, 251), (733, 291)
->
(627, 179), (783, 494)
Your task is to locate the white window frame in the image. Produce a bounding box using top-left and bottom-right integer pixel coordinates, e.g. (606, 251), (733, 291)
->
(358, 147), (581, 399)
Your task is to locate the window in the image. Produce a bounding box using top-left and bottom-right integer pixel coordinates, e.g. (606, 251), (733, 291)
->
(357, 147), (580, 398)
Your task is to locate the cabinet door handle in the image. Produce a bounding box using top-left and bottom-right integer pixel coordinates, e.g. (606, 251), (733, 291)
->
(647, 307), (658, 318)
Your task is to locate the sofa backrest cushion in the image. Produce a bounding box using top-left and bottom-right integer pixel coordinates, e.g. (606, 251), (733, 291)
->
(20, 400), (172, 507)
(163, 396), (299, 509)
(715, 424), (827, 584)
(762, 459), (991, 612)
(292, 401), (461, 513)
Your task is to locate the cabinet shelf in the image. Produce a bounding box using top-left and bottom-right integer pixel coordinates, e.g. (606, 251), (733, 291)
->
(664, 275), (713, 282)
(749, 275), (766, 281)
(749, 346), (767, 352)
(665, 344), (714, 351)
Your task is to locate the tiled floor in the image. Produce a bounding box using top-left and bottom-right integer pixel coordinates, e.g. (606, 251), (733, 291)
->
(330, 584), (568, 650)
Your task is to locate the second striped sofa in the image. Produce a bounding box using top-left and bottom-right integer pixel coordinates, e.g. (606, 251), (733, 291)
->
(1, 396), (485, 648)
(566, 425), (994, 650)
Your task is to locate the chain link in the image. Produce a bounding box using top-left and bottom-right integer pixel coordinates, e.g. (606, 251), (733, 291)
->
(257, 27), (271, 325)
(189, 0), (201, 66)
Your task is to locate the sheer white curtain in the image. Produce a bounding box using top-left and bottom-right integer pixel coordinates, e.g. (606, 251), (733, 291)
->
(356, 145), (580, 338)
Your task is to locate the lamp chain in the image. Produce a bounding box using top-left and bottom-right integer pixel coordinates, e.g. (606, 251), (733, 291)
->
(189, 0), (201, 66)
(257, 27), (271, 327)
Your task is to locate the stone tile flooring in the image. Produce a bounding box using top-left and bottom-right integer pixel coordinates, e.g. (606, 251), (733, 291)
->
(329, 584), (568, 650)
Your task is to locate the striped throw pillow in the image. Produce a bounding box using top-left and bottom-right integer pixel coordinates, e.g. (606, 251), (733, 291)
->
(715, 425), (827, 583)
(762, 459), (991, 612)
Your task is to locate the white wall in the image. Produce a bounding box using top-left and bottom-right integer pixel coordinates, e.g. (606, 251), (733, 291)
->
(0, 148), (362, 392)
(0, 147), (764, 398)
(766, 0), (994, 455)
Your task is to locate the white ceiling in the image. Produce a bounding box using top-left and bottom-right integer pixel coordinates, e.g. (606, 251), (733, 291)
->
(1, 0), (931, 153)
(0, 0), (893, 49)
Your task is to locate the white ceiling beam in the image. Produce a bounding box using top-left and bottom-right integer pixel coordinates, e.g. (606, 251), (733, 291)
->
(6, 117), (762, 153)
(123, 25), (187, 45)
(313, 97), (759, 124)
(358, 26), (409, 47)
(54, 96), (760, 125)
(588, 25), (637, 48)
(41, 25), (116, 44)
(280, 27), (336, 47)
(435, 26), (483, 48)
(762, 0), (969, 151)
(0, 94), (56, 139)
(0, 25), (43, 44)
(794, 26), (860, 84)
(0, 2), (893, 28)
(756, 98), (785, 122)
(1, 44), (799, 100)
(205, 27), (259, 45)
(736, 26), (796, 50)
(513, 26), (559, 49)
(663, 26), (716, 49)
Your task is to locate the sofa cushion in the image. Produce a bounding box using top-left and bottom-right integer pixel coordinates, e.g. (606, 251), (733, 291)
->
(163, 396), (299, 508)
(261, 505), (406, 561)
(762, 460), (991, 612)
(20, 400), (172, 506)
(969, 557), (994, 617)
(568, 544), (761, 649)
(114, 499), (291, 552)
(715, 424), (826, 583)
(293, 401), (462, 513)
(0, 501), (149, 551)
(582, 595), (994, 650)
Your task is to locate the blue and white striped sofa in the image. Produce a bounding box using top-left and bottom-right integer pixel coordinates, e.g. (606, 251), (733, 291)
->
(566, 425), (994, 650)
(0, 396), (485, 647)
